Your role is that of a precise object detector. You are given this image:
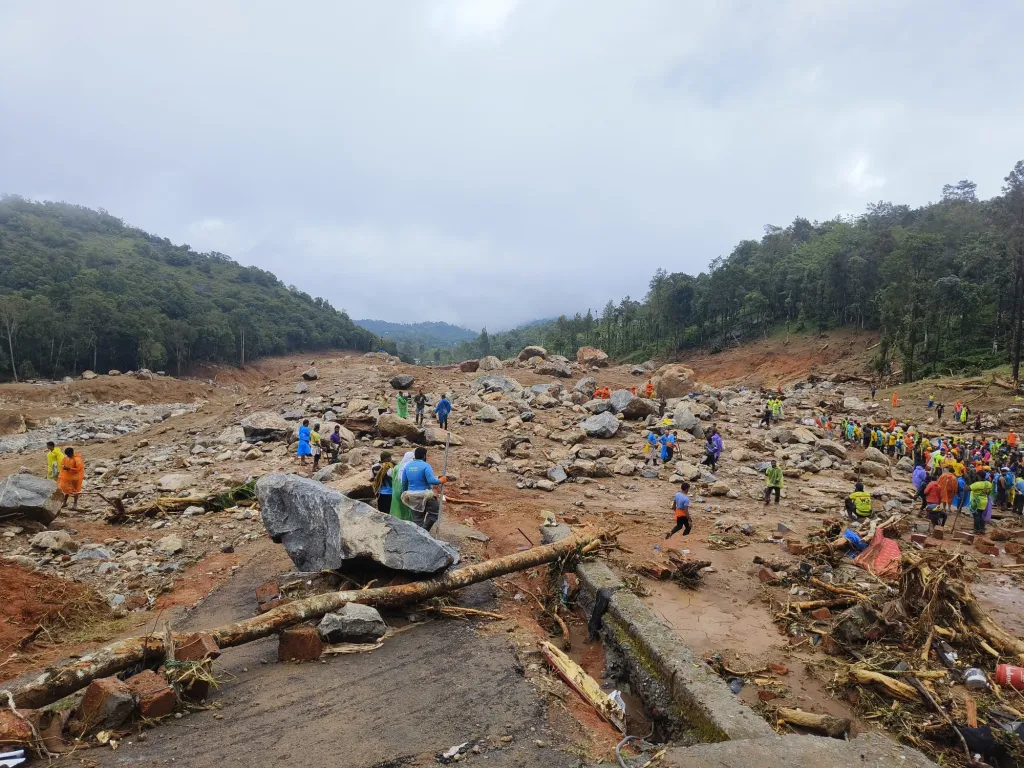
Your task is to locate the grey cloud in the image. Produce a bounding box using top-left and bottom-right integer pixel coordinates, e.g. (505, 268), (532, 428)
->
(1, 0), (1023, 329)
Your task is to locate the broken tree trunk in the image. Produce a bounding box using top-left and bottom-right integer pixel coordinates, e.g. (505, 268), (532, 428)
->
(2, 533), (604, 709)
(944, 580), (1024, 662)
(848, 668), (920, 701)
(776, 707), (850, 739)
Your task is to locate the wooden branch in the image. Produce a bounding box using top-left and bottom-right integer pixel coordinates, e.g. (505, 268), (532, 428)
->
(791, 598), (858, 612)
(809, 577), (867, 600)
(944, 580), (1024, 662)
(776, 707), (850, 739)
(848, 668), (920, 701)
(2, 533), (604, 709)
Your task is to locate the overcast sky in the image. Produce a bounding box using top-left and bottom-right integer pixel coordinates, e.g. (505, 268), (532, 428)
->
(2, 1), (1022, 331)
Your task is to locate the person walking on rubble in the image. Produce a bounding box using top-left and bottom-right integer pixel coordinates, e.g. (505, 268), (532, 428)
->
(763, 460), (784, 505)
(664, 481), (692, 539)
(58, 447), (85, 511)
(401, 446), (448, 531)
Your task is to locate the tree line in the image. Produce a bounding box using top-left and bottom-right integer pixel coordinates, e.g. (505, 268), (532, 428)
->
(427, 162), (1024, 383)
(0, 196), (395, 381)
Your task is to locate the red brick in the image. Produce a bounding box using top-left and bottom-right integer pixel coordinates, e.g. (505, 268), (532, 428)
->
(931, 527), (944, 540)
(1004, 541), (1023, 555)
(923, 539), (940, 548)
(910, 533), (927, 545)
(125, 670), (176, 719)
(977, 544), (1000, 557)
(809, 607), (832, 620)
(255, 582), (281, 605)
(757, 566), (778, 584)
(278, 625), (323, 662)
(77, 677), (135, 731)
(0, 710), (34, 749)
(758, 689), (778, 702)
(786, 540), (806, 555)
(953, 531), (974, 543)
(175, 632), (221, 662)
(768, 663), (789, 676)
(258, 596), (292, 614)
(979, 558), (995, 569)
(977, 536), (996, 547)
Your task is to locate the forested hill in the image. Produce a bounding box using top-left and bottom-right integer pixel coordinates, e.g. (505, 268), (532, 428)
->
(355, 319), (477, 348)
(434, 162), (1024, 383)
(0, 196), (387, 381)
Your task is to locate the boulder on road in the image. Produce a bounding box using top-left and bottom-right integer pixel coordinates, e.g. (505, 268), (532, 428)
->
(302, 366), (319, 381)
(477, 355), (503, 371)
(477, 405), (502, 422)
(610, 389), (660, 419)
(842, 396), (868, 412)
(318, 604), (388, 644)
(652, 364), (696, 398)
(673, 407), (699, 432)
(422, 428), (463, 446)
(708, 481), (732, 497)
(547, 466), (568, 484)
(792, 427), (817, 444)
(517, 345), (548, 361)
(584, 399), (615, 414)
(30, 529), (76, 553)
(294, 382), (309, 395)
(459, 360), (480, 373)
(896, 456), (914, 473)
(158, 473), (195, 492)
(241, 410), (292, 442)
(81, 370), (97, 380)
(390, 374), (414, 390)
(377, 413), (421, 439)
(675, 462), (702, 481)
(580, 411), (620, 438)
(257, 473), (458, 573)
(0, 474), (62, 525)
(576, 346), (609, 367)
(474, 374), (522, 394)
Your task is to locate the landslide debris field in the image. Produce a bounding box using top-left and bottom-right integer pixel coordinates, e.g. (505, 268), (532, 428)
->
(1, 334), (1023, 767)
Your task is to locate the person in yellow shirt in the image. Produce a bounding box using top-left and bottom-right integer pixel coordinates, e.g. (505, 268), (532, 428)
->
(45, 441), (63, 480)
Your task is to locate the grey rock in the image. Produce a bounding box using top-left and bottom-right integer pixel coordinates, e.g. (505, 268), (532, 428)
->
(842, 396), (868, 412)
(859, 460), (890, 478)
(81, 370), (97, 380)
(610, 389), (659, 419)
(72, 544), (113, 561)
(535, 360), (572, 378)
(583, 399), (615, 414)
(0, 474), (62, 524)
(815, 439), (847, 460)
(580, 411), (620, 438)
(573, 377), (598, 400)
(257, 473), (458, 573)
(477, 405), (501, 422)
(630, 365), (647, 376)
(474, 374), (522, 394)
(477, 355), (503, 371)
(155, 534), (184, 554)
(673, 407), (699, 432)
(241, 410), (292, 442)
(30, 529), (77, 553)
(302, 366), (319, 381)
(535, 479), (557, 492)
(294, 382), (309, 395)
(641, 468), (660, 479)
(318, 603), (388, 643)
(282, 410), (304, 421)
(864, 447), (889, 465)
(158, 473), (194, 492)
(896, 456), (914, 473)
(4, 555), (36, 569)
(547, 466), (568, 484)
(390, 374), (414, 390)
(517, 345), (547, 361)
(459, 360), (480, 373)
(377, 413), (421, 439)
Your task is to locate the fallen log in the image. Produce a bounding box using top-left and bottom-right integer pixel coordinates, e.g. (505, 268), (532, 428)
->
(809, 577), (867, 600)
(848, 668), (920, 701)
(791, 598), (858, 612)
(944, 580), (1024, 662)
(776, 707), (850, 739)
(2, 533), (604, 709)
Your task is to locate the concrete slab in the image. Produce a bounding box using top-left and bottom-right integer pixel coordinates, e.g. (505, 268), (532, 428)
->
(659, 733), (935, 767)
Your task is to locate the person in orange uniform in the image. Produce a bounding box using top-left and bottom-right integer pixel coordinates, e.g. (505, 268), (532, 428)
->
(644, 380), (655, 399)
(594, 387), (611, 399)
(891, 392), (899, 408)
(937, 467), (959, 517)
(57, 447), (85, 511)
(1008, 430), (1018, 450)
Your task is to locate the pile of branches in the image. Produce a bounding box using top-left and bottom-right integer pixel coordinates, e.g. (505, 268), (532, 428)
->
(103, 480), (259, 523)
(768, 549), (1024, 766)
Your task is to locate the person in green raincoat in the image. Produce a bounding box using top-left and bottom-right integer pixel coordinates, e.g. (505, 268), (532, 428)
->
(397, 392), (409, 420)
(389, 450), (415, 520)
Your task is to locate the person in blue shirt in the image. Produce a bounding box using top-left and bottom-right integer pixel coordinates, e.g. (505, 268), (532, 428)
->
(435, 395), (452, 430)
(296, 419), (312, 466)
(665, 482), (692, 539)
(400, 446), (448, 530)
(663, 431), (677, 462)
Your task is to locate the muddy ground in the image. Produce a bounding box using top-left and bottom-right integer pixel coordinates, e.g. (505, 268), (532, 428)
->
(2, 330), (1024, 765)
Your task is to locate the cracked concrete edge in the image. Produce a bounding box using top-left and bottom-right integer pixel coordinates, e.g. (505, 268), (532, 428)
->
(542, 524), (774, 742)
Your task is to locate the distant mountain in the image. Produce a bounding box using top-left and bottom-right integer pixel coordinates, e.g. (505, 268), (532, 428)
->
(355, 319), (478, 348)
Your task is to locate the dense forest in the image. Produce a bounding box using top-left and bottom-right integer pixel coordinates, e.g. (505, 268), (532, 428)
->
(0, 197), (392, 381)
(354, 319), (477, 354)
(432, 162), (1024, 383)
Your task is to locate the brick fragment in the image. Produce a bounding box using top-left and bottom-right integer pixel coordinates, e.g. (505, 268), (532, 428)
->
(77, 677), (135, 731)
(175, 632), (221, 662)
(278, 625), (323, 662)
(125, 669), (177, 719)
(0, 710), (34, 750)
(809, 607), (832, 620)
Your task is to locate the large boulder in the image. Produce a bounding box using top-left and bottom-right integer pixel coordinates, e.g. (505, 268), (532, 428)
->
(610, 389), (660, 419)
(318, 604), (388, 644)
(653, 364), (696, 398)
(535, 360), (572, 378)
(474, 375), (522, 394)
(842, 396), (868, 413)
(390, 374), (414, 390)
(0, 475), (62, 524)
(422, 428), (463, 446)
(584, 399), (615, 414)
(158, 473), (195, 492)
(580, 411), (620, 438)
(302, 366), (319, 381)
(257, 474), (458, 574)
(792, 427), (817, 444)
(477, 405), (501, 422)
(673, 407), (699, 432)
(864, 447), (889, 466)
(896, 456), (914, 473)
(377, 413), (421, 439)
(477, 356), (503, 371)
(573, 377), (597, 400)
(459, 360), (480, 373)
(241, 411), (292, 442)
(576, 347), (609, 367)
(815, 439), (847, 460)
(859, 460), (890, 478)
(517, 346), (548, 361)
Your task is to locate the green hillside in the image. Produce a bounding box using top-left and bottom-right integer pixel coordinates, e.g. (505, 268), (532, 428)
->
(437, 163), (1024, 382)
(0, 196), (390, 380)
(355, 319), (477, 348)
